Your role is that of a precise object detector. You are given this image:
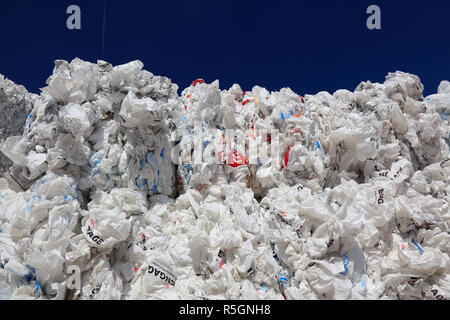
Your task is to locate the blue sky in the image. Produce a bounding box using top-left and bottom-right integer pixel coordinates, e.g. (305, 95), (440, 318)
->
(0, 0), (449, 96)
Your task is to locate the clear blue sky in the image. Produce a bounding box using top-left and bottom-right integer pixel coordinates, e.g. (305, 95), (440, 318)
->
(0, 0), (449, 96)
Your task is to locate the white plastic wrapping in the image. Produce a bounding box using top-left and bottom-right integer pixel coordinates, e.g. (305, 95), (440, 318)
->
(0, 60), (448, 300)
(0, 75), (35, 174)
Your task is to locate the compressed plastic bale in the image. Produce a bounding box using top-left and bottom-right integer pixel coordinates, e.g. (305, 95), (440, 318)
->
(1, 58), (179, 199)
(0, 75), (36, 173)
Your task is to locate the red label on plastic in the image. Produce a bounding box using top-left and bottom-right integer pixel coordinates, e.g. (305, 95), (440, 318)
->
(282, 146), (293, 168)
(192, 79), (205, 87)
(227, 150), (247, 167)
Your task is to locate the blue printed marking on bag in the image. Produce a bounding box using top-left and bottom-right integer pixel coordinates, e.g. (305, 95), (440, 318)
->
(340, 252), (350, 276)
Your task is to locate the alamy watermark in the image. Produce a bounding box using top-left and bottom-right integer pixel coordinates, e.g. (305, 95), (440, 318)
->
(168, 125), (284, 167)
(66, 265), (81, 290)
(367, 5), (381, 30)
(65, 5), (380, 31)
(66, 5), (81, 30)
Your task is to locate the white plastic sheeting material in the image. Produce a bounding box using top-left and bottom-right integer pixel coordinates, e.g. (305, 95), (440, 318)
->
(0, 59), (449, 300)
(0, 75), (36, 174)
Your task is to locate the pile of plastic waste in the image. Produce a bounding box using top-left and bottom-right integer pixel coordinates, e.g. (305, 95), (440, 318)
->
(0, 58), (448, 300)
